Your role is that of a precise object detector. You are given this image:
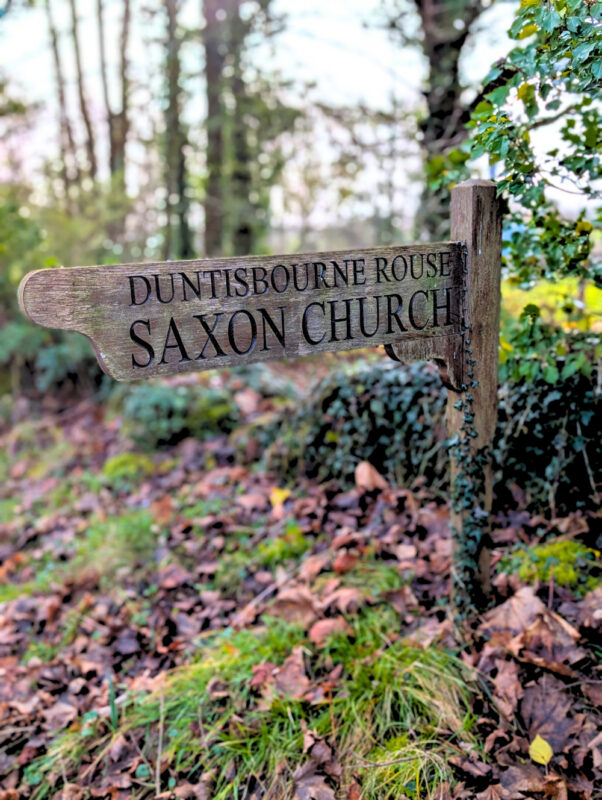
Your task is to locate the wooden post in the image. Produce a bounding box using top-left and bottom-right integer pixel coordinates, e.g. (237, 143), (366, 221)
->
(448, 179), (502, 615)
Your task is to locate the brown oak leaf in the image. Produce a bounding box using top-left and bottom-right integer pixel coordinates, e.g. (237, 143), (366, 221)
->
(270, 586), (319, 627)
(308, 617), (351, 647)
(521, 674), (577, 753)
(273, 647), (311, 699)
(293, 761), (335, 800)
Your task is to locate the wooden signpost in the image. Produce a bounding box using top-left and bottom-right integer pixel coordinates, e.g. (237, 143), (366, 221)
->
(18, 179), (501, 614)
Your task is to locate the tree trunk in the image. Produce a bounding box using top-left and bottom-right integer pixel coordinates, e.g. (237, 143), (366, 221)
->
(412, 0), (483, 240)
(96, 0), (115, 174)
(68, 0), (97, 180)
(230, 1), (253, 256)
(203, 0), (226, 256)
(113, 0), (131, 188)
(97, 0), (129, 192)
(164, 0), (193, 260)
(45, 0), (79, 205)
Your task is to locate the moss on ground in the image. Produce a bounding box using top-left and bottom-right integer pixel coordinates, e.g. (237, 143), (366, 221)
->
(102, 452), (155, 491)
(499, 539), (601, 596)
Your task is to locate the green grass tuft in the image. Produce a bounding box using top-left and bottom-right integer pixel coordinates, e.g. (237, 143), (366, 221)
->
(31, 609), (476, 799)
(72, 510), (159, 580)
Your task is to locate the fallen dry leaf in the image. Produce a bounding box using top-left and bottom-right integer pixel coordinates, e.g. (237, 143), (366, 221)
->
(509, 607), (585, 676)
(250, 662), (276, 690)
(273, 647), (311, 699)
(479, 586), (545, 639)
(234, 388), (261, 415)
(521, 675), (577, 754)
(499, 763), (545, 797)
(42, 700), (78, 731)
(320, 586), (363, 614)
(299, 552), (331, 583)
(270, 586), (319, 627)
(151, 494), (174, 524)
(354, 461), (388, 492)
(588, 730), (602, 769)
(332, 552), (358, 574)
(308, 617), (351, 647)
(293, 760), (336, 800)
(529, 733), (553, 766)
(492, 658), (523, 718)
(236, 493), (268, 511)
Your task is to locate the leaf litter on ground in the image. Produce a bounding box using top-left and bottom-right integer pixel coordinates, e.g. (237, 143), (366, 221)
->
(0, 375), (600, 799)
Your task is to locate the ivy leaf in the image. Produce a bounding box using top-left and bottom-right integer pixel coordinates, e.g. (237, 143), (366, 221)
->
(518, 24), (538, 39)
(529, 734), (553, 766)
(543, 365), (559, 384)
(573, 41), (596, 63)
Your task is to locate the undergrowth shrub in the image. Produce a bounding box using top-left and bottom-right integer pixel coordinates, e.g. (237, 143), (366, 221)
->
(262, 360), (601, 515)
(121, 380), (239, 448)
(0, 199), (107, 398)
(265, 362), (449, 490)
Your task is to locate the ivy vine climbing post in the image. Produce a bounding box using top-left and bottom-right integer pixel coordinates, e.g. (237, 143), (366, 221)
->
(448, 179), (502, 616)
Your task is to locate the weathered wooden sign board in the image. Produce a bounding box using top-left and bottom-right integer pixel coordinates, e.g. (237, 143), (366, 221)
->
(19, 243), (464, 383)
(18, 180), (501, 614)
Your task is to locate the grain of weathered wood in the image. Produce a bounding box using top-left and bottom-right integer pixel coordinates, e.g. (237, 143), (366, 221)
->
(19, 244), (464, 382)
(448, 179), (502, 610)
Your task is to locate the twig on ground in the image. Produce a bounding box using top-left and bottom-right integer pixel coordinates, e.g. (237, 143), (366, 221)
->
(156, 687), (165, 795)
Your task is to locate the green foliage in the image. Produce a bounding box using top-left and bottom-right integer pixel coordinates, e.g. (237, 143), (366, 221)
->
(499, 539), (601, 596)
(500, 323), (600, 385)
(0, 497), (17, 524)
(463, 0), (601, 285)
(264, 360), (601, 515)
(437, 0), (602, 375)
(0, 189), (110, 396)
(102, 452), (155, 491)
(121, 380), (239, 448)
(495, 362), (600, 515)
(0, 320), (104, 395)
(0, 197), (44, 317)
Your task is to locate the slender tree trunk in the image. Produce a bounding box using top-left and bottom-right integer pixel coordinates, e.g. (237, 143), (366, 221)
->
(68, 0), (97, 179)
(97, 0), (130, 193)
(203, 0), (226, 256)
(230, 0), (253, 256)
(412, 0), (483, 240)
(113, 0), (131, 188)
(96, 0), (115, 170)
(164, 0), (193, 260)
(45, 0), (79, 205)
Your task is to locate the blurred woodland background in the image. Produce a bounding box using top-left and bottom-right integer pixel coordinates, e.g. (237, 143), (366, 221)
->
(0, 0), (600, 390)
(0, 0), (600, 506)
